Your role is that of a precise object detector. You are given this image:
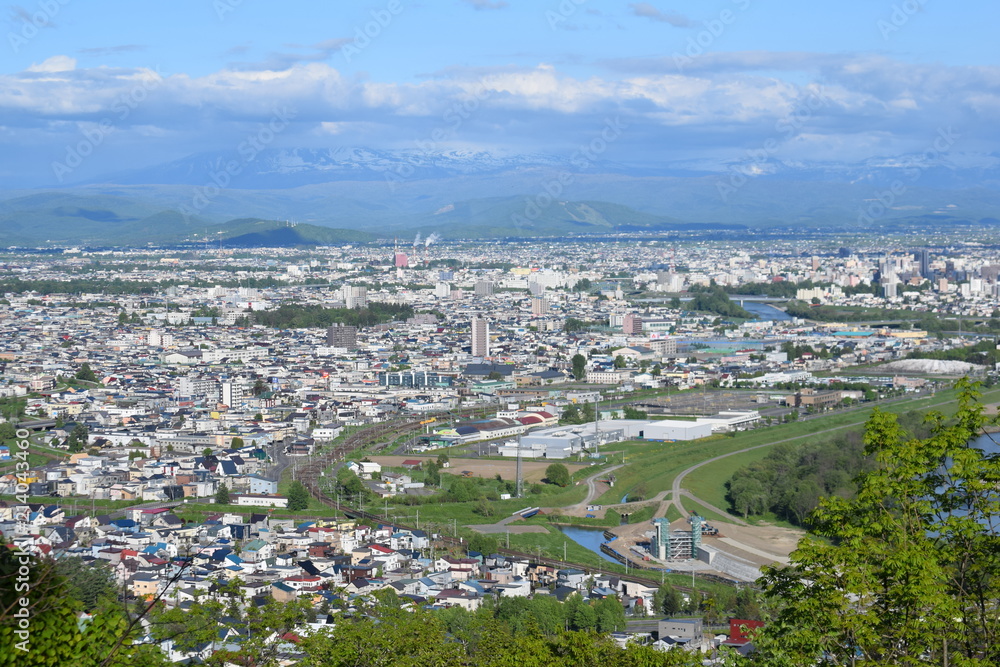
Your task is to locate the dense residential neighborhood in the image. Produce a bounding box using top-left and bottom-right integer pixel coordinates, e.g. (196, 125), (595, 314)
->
(0, 239), (995, 662)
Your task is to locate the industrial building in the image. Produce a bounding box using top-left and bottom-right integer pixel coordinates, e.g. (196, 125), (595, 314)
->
(653, 516), (704, 560)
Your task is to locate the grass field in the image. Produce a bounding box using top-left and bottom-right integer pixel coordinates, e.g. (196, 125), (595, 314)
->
(688, 386), (1000, 518)
(597, 385), (1000, 520)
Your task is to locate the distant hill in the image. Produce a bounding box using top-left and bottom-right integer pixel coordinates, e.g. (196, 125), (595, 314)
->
(204, 219), (376, 247)
(403, 197), (744, 238)
(3, 145), (1000, 245)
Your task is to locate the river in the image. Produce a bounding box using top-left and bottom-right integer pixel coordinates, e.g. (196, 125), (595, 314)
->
(737, 300), (794, 321)
(555, 525), (622, 564)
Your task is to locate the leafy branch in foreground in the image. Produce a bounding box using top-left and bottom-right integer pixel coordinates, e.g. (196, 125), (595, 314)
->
(749, 378), (1000, 666)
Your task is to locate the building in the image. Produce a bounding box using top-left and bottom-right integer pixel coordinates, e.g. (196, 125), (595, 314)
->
(653, 516), (703, 560)
(394, 252), (409, 268)
(474, 280), (494, 297)
(648, 337), (678, 357)
(658, 618), (704, 642)
(918, 248), (931, 279)
(530, 297), (549, 316)
(221, 381), (246, 408)
(623, 313), (643, 335)
(344, 285), (368, 309)
(471, 317), (489, 358)
(326, 324), (358, 350)
(379, 370), (454, 388)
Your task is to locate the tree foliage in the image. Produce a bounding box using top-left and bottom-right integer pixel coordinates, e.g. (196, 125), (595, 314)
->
(545, 463), (571, 487)
(287, 480), (310, 511)
(686, 285), (753, 319)
(726, 410), (932, 525)
(750, 379), (1000, 665)
(251, 302), (413, 329)
(75, 363), (99, 384)
(0, 548), (167, 666)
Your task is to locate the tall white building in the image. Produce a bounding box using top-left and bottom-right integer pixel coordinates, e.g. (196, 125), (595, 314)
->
(344, 285), (368, 309)
(471, 317), (489, 358)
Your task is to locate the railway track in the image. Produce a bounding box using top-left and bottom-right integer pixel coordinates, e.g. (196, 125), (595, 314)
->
(293, 417), (740, 594)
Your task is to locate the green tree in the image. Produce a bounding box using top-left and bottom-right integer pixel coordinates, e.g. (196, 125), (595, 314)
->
(652, 583), (683, 617)
(0, 549), (168, 666)
(622, 405), (647, 420)
(560, 404), (582, 425)
(594, 596), (626, 632)
(230, 436), (244, 448)
(215, 484), (231, 505)
(753, 380), (1000, 665)
(67, 423), (89, 453)
(0, 422), (16, 441)
(55, 557), (116, 612)
(473, 497), (496, 517)
(613, 355), (627, 369)
(75, 362), (98, 384)
(545, 463), (571, 487)
(572, 353), (587, 381)
(287, 480), (310, 511)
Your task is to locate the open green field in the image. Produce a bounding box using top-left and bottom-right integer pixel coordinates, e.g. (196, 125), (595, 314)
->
(599, 385), (1000, 519)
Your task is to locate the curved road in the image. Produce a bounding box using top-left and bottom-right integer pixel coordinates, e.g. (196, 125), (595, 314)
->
(670, 392), (965, 522)
(571, 463), (625, 513)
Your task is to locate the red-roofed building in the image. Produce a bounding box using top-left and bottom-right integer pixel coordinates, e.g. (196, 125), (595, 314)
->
(728, 619), (764, 644)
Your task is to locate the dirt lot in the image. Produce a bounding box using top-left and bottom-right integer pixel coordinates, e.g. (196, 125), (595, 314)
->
(370, 455), (588, 484)
(609, 517), (804, 568)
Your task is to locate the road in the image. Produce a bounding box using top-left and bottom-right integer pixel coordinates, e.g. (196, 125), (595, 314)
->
(670, 391), (968, 522)
(569, 463), (625, 514)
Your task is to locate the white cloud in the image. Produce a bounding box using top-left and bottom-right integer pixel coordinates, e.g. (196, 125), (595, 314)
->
(26, 55), (76, 72)
(0, 52), (997, 182)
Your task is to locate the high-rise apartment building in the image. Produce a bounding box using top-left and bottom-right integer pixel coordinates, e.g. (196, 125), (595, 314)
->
(326, 323), (358, 349)
(471, 317), (489, 357)
(623, 312), (643, 335)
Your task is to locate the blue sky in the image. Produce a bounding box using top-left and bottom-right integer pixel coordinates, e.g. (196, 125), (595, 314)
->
(1, 0), (998, 186)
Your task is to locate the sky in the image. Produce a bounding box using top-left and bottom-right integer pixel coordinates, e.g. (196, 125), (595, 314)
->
(1, 0), (998, 187)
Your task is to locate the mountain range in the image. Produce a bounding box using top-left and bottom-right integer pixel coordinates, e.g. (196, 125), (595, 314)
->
(2, 147), (1000, 246)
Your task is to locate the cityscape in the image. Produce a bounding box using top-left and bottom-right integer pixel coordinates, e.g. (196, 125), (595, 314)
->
(2, 1), (1000, 665)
